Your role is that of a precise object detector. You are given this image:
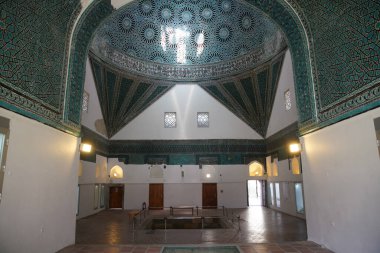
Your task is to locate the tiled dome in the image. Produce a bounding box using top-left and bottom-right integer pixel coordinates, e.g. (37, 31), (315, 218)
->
(90, 0), (286, 81)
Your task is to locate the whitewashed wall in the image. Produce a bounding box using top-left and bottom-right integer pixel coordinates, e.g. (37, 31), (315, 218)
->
(301, 107), (380, 253)
(124, 184), (149, 210)
(107, 159), (264, 209)
(164, 183), (202, 207)
(77, 155), (108, 219)
(81, 57), (107, 138)
(111, 84), (262, 140)
(266, 50), (298, 137)
(266, 158), (305, 219)
(0, 108), (79, 253)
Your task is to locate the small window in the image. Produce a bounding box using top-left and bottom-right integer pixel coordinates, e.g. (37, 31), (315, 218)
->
(94, 184), (99, 210)
(269, 183), (275, 206)
(197, 112), (209, 127)
(284, 89), (291, 111)
(100, 184), (105, 208)
(249, 161), (263, 176)
(164, 112), (176, 128)
(82, 90), (89, 113)
(295, 183), (305, 214)
(77, 185), (80, 216)
(374, 117), (380, 157)
(0, 116), (10, 204)
(275, 182), (281, 207)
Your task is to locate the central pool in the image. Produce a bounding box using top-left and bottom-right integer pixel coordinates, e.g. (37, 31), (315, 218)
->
(145, 217), (232, 229)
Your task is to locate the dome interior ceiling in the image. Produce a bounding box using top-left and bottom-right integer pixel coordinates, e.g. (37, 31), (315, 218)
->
(91, 0), (286, 73)
(88, 0), (287, 138)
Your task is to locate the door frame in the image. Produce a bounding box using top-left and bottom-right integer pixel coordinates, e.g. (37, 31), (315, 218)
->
(149, 183), (164, 210)
(202, 183), (218, 209)
(247, 179), (264, 206)
(108, 184), (124, 209)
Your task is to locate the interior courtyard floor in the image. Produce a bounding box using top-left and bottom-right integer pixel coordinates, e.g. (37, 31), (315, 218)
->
(58, 207), (333, 253)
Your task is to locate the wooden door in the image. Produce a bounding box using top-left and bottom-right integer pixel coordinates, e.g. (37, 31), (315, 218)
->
(109, 186), (123, 209)
(149, 183), (163, 210)
(202, 183), (217, 208)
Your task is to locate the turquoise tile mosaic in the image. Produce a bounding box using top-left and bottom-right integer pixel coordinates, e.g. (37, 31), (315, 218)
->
(1, 0), (379, 137)
(0, 0), (112, 135)
(199, 51), (285, 137)
(65, 0), (113, 126)
(0, 0), (82, 133)
(91, 0), (285, 66)
(89, 53), (174, 137)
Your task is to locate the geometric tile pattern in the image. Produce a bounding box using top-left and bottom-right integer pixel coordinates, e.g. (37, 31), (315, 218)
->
(89, 53), (174, 137)
(80, 125), (301, 165)
(284, 90), (291, 111)
(108, 139), (266, 157)
(0, 0), (81, 132)
(65, 0), (113, 126)
(164, 112), (176, 128)
(295, 0), (380, 128)
(245, 0), (316, 133)
(197, 112), (209, 128)
(1, 0), (379, 139)
(200, 51), (285, 137)
(82, 91), (89, 113)
(92, 0), (285, 65)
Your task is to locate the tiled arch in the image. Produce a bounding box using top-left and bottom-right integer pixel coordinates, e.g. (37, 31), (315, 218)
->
(66, 0), (316, 136)
(1, 0), (379, 137)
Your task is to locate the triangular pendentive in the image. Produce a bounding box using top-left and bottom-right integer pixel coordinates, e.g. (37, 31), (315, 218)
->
(199, 52), (285, 137)
(89, 54), (174, 138)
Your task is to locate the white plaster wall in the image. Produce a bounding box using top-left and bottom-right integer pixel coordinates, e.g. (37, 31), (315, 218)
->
(266, 50), (298, 137)
(218, 182), (247, 208)
(79, 155), (108, 184)
(124, 183), (149, 210)
(0, 108), (79, 253)
(81, 57), (107, 138)
(111, 84), (263, 140)
(267, 159), (305, 218)
(77, 184), (102, 219)
(164, 183), (202, 207)
(77, 155), (109, 219)
(301, 107), (380, 253)
(107, 160), (251, 208)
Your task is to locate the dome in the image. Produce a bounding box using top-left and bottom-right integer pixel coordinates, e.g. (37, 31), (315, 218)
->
(90, 0), (286, 81)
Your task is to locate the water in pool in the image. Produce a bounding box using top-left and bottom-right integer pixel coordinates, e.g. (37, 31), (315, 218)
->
(145, 217), (231, 229)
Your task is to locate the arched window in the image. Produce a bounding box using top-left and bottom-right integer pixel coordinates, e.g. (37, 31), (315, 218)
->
(110, 165), (124, 179)
(249, 161), (264, 176)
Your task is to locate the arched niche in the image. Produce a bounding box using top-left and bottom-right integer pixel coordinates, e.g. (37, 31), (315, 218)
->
(149, 165), (164, 178)
(110, 165), (124, 179)
(249, 161), (264, 177)
(291, 157), (301, 175)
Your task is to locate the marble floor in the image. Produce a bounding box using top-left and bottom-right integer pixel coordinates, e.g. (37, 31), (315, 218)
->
(58, 207), (333, 253)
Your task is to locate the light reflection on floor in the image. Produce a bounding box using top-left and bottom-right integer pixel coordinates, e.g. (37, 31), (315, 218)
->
(75, 207), (307, 244)
(57, 208), (336, 253)
(107, 222), (122, 244)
